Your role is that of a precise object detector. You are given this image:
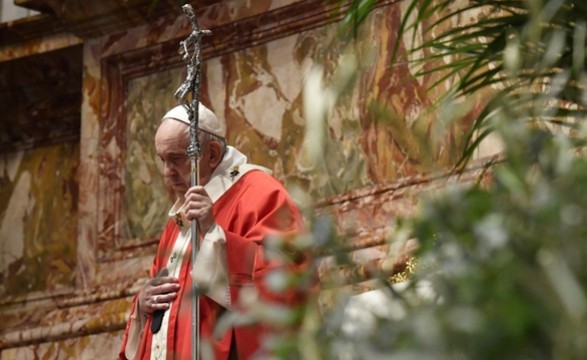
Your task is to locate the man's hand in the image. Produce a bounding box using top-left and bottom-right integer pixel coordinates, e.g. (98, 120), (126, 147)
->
(138, 275), (180, 316)
(183, 185), (216, 234)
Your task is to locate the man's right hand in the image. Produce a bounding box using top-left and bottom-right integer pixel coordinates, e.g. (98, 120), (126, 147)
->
(138, 275), (180, 316)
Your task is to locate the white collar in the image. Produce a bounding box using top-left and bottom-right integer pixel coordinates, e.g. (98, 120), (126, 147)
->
(168, 146), (271, 227)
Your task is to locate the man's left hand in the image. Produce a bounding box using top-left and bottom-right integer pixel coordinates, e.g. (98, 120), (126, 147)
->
(183, 185), (216, 234)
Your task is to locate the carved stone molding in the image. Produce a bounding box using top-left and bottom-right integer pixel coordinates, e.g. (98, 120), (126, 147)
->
(13, 0), (53, 13)
(0, 14), (65, 46)
(0, 279), (140, 350)
(13, 0), (216, 39)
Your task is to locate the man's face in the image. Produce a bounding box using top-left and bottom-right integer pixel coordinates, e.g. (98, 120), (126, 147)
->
(155, 120), (192, 198)
(155, 119), (224, 198)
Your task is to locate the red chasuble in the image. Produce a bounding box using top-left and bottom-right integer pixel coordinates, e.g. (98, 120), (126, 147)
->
(119, 169), (307, 360)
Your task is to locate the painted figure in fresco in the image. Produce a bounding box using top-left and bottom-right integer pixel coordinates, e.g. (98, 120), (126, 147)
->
(120, 104), (309, 360)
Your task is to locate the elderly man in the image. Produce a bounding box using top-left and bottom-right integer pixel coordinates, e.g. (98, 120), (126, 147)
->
(120, 104), (307, 360)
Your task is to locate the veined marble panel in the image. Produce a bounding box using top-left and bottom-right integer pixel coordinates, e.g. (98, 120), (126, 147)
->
(124, 68), (179, 241)
(0, 141), (79, 298)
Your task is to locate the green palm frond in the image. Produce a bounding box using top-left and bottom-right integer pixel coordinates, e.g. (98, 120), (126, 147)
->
(344, 0), (587, 166)
(407, 1), (587, 164)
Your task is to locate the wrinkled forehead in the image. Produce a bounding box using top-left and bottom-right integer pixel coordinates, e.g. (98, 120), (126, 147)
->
(155, 119), (189, 153)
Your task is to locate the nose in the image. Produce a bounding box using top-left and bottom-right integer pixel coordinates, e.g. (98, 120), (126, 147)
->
(163, 162), (176, 178)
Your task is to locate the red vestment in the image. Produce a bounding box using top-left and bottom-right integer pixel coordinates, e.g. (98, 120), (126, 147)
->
(119, 169), (307, 360)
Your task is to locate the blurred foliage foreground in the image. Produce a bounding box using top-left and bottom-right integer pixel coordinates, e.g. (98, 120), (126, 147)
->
(222, 1), (587, 359)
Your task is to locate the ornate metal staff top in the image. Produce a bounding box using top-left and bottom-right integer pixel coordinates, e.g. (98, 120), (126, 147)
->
(175, 4), (212, 159)
(174, 4), (211, 360)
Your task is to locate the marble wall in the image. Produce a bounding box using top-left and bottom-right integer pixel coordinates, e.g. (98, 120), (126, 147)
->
(0, 44), (82, 301)
(0, 142), (79, 297)
(124, 68), (178, 242)
(0, 0), (493, 358)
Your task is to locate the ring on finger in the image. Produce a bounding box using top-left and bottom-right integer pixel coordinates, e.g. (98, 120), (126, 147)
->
(153, 295), (159, 304)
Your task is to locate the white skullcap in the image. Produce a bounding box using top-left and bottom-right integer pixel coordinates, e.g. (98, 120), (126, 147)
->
(162, 104), (226, 138)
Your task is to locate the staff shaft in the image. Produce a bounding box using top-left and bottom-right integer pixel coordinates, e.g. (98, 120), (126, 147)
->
(190, 157), (200, 360)
(174, 4), (211, 360)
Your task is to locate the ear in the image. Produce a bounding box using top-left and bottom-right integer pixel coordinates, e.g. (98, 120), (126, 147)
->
(207, 141), (224, 169)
